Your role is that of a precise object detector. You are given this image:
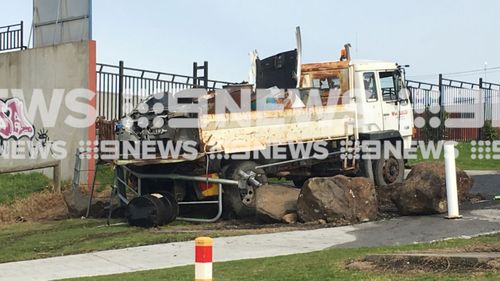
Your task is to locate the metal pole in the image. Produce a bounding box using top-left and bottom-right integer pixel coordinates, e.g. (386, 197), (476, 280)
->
(20, 21), (24, 49)
(118, 60), (124, 118)
(479, 78), (484, 140)
(86, 163), (99, 218)
(203, 61), (208, 89)
(438, 73), (444, 140)
(193, 62), (198, 88)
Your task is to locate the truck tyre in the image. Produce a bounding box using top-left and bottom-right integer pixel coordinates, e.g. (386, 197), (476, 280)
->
(223, 161), (267, 218)
(373, 149), (404, 187)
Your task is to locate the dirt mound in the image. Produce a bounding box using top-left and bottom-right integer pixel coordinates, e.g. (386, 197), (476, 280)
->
(0, 191), (69, 224)
(346, 240), (500, 274)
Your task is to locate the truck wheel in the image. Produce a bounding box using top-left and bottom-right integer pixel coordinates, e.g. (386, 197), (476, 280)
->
(373, 151), (404, 187)
(223, 161), (267, 218)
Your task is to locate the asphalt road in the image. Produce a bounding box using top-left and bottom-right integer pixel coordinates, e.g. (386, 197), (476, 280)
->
(470, 172), (500, 199)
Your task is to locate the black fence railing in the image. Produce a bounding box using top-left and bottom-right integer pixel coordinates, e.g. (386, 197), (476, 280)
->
(0, 21), (26, 52)
(408, 75), (499, 142)
(96, 61), (234, 120)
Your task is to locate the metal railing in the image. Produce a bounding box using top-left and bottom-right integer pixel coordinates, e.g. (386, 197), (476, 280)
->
(0, 21), (26, 52)
(96, 61), (234, 120)
(408, 75), (499, 142)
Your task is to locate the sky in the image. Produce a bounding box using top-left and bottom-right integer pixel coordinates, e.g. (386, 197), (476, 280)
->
(2, 0), (500, 84)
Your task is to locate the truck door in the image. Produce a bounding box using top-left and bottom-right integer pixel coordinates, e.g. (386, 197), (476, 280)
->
(378, 71), (401, 131)
(360, 72), (384, 132)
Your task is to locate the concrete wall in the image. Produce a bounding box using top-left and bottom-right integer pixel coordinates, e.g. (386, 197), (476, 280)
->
(0, 41), (96, 182)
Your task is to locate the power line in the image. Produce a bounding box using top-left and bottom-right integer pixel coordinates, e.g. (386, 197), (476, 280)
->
(408, 66), (500, 79)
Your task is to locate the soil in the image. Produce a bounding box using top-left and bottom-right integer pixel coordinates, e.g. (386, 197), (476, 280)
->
(0, 190), (69, 224)
(345, 239), (500, 273)
(0, 185), (487, 233)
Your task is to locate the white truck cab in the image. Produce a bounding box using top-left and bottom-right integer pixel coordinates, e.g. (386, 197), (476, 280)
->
(352, 61), (414, 150)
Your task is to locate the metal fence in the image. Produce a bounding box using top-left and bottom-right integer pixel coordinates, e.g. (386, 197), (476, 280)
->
(408, 75), (499, 142)
(0, 21), (26, 52)
(96, 61), (234, 120)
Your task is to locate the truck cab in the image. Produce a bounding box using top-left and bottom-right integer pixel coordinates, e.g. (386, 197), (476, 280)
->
(351, 61), (413, 150)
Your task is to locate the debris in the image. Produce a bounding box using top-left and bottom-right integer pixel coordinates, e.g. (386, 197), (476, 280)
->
(63, 189), (110, 218)
(297, 175), (378, 223)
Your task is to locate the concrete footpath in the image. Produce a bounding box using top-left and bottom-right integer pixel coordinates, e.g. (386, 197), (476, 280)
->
(0, 205), (498, 281)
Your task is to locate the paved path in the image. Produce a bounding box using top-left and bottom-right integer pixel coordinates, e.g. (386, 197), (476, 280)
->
(0, 172), (498, 281)
(0, 227), (358, 281)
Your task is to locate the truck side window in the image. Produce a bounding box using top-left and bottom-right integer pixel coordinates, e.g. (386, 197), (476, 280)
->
(363, 72), (378, 101)
(379, 71), (398, 102)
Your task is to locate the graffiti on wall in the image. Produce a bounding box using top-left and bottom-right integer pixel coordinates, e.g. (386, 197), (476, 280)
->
(0, 98), (36, 157)
(0, 98), (35, 141)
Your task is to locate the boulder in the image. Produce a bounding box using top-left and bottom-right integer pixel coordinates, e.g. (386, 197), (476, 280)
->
(282, 212), (298, 224)
(391, 162), (473, 215)
(255, 185), (300, 222)
(297, 175), (378, 224)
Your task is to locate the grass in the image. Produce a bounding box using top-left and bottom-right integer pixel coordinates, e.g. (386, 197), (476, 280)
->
(0, 163), (114, 206)
(94, 164), (115, 192)
(0, 218), (260, 263)
(409, 142), (499, 171)
(0, 172), (51, 205)
(66, 234), (500, 281)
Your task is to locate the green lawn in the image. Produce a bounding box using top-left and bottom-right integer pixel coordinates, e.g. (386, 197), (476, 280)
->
(409, 142), (499, 171)
(66, 234), (500, 281)
(0, 172), (51, 205)
(0, 218), (269, 263)
(94, 164), (115, 192)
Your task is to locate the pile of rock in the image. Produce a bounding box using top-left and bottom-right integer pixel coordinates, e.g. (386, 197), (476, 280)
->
(255, 162), (474, 224)
(256, 175), (378, 224)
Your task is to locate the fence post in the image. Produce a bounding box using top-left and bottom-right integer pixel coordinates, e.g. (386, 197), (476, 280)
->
(193, 62), (198, 88)
(20, 21), (24, 49)
(438, 74), (444, 140)
(479, 78), (484, 139)
(203, 61), (208, 89)
(118, 60), (124, 119)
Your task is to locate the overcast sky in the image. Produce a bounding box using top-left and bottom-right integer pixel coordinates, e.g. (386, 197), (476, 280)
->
(3, 0), (500, 84)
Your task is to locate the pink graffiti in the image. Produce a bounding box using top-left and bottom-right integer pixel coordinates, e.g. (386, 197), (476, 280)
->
(0, 98), (35, 140)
